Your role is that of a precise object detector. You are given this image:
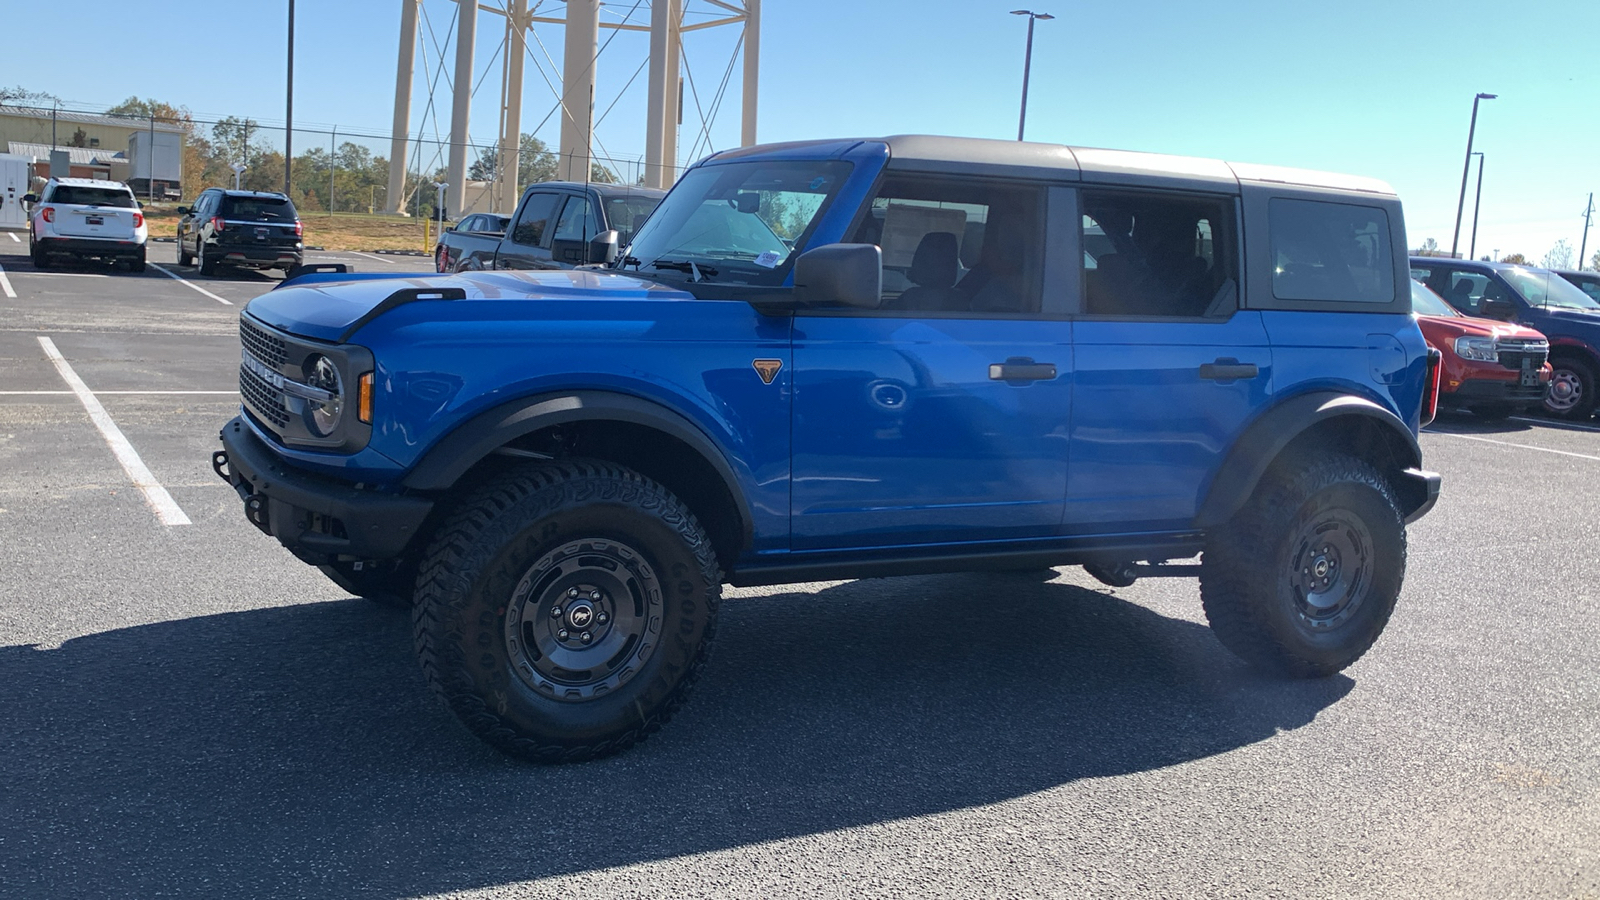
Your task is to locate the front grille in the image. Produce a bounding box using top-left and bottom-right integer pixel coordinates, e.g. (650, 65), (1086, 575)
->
(240, 362), (291, 428)
(240, 317), (288, 368)
(1497, 341), (1548, 372)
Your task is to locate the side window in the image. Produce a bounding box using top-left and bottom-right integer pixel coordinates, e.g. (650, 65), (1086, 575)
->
(459, 215), (479, 232)
(1081, 189), (1239, 318)
(1577, 280), (1600, 303)
(848, 175), (1045, 315)
(510, 193), (559, 247)
(553, 197), (596, 242)
(1269, 198), (1395, 303)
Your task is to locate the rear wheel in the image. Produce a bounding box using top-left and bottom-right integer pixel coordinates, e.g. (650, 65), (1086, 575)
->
(31, 244), (50, 269)
(127, 250), (146, 273)
(198, 243), (218, 276)
(1200, 453), (1405, 678)
(1543, 357), (1597, 420)
(413, 459), (721, 762)
(178, 240), (193, 267)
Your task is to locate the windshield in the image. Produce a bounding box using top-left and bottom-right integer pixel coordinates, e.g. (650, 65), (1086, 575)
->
(1410, 279), (1458, 317)
(47, 185), (136, 208)
(1501, 266), (1600, 311)
(622, 160), (852, 286)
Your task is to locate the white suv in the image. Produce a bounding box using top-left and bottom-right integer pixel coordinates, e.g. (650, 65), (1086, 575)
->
(25, 178), (148, 272)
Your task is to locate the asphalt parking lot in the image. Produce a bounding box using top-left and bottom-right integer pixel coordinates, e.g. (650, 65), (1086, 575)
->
(0, 239), (1596, 899)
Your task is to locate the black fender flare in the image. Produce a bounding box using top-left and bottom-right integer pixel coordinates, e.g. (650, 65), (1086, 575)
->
(402, 389), (754, 546)
(1195, 391), (1425, 528)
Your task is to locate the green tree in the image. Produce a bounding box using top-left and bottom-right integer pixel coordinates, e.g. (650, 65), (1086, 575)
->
(1542, 239), (1574, 271)
(1413, 237), (1440, 257)
(468, 133), (559, 187)
(1500, 252), (1530, 265)
(0, 85), (60, 106)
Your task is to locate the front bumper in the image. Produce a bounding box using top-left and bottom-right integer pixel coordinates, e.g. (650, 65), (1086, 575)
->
(215, 416), (432, 562)
(1444, 375), (1549, 406)
(35, 236), (145, 258)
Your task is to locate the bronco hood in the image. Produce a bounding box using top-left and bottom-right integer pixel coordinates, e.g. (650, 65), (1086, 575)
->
(244, 269), (692, 343)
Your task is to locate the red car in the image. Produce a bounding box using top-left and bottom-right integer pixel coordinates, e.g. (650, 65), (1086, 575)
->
(1412, 279), (1551, 420)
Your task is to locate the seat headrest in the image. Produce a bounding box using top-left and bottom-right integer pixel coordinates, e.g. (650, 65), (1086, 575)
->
(908, 231), (959, 288)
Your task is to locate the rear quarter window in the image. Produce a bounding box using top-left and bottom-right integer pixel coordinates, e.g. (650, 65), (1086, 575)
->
(1269, 198), (1395, 304)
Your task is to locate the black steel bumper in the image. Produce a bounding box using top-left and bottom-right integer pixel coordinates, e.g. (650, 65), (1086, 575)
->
(215, 416), (432, 562)
(36, 237), (144, 258)
(1401, 467), (1442, 524)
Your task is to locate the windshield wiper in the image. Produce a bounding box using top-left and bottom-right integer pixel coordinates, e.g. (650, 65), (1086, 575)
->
(652, 260), (718, 282)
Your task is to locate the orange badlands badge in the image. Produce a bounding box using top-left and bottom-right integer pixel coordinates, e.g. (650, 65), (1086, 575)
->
(752, 359), (782, 385)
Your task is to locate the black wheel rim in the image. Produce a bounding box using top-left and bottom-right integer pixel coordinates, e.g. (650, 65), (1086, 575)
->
(1287, 508), (1373, 631)
(503, 538), (663, 702)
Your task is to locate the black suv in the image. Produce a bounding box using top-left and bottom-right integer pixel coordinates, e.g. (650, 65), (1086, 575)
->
(176, 190), (304, 276)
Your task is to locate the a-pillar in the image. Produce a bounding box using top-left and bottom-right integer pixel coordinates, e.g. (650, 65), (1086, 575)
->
(644, 0), (681, 189)
(558, 0), (599, 183)
(496, 0), (527, 213)
(445, 0), (478, 217)
(386, 0), (420, 214)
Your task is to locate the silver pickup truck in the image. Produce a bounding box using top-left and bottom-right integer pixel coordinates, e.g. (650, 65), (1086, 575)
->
(434, 181), (663, 273)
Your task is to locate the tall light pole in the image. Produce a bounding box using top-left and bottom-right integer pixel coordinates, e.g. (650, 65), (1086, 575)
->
(285, 0), (295, 196)
(1011, 10), (1053, 142)
(1468, 151), (1484, 261)
(1451, 92), (1496, 258)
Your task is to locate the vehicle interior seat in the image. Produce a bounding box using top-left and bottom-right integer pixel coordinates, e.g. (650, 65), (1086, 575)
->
(888, 231), (965, 311)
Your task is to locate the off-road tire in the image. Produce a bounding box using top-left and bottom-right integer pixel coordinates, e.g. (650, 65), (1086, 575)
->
(1199, 453), (1405, 678)
(198, 244), (218, 276)
(319, 559), (417, 608)
(412, 459), (722, 762)
(1543, 356), (1597, 420)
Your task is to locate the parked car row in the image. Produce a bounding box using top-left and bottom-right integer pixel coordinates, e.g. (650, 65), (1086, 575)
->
(1411, 257), (1600, 420)
(433, 181), (664, 274)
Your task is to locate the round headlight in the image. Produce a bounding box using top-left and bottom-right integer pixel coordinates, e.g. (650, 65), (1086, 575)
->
(306, 355), (344, 436)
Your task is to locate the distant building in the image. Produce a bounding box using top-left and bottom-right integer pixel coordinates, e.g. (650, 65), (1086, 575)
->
(0, 105), (184, 197)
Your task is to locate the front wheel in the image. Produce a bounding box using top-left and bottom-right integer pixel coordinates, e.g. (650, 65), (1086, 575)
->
(1200, 454), (1405, 678)
(412, 459), (722, 762)
(178, 239), (193, 267)
(1543, 357), (1597, 420)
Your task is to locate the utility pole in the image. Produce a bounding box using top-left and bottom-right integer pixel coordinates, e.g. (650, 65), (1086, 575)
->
(1011, 10), (1054, 142)
(1581, 193), (1595, 272)
(1468, 152), (1484, 261)
(329, 126), (337, 215)
(148, 113), (156, 203)
(285, 0), (296, 196)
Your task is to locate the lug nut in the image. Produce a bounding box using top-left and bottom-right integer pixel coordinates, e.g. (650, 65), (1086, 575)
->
(581, 632), (592, 644)
(550, 606), (563, 618)
(558, 629), (569, 640)
(597, 612), (609, 624)
(568, 588), (579, 598)
(590, 591), (601, 600)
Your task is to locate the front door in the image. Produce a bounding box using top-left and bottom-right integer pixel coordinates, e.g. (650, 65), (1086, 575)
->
(498, 192), (559, 270)
(790, 173), (1072, 549)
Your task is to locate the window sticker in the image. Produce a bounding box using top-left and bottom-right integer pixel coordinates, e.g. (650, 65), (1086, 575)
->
(753, 250), (784, 268)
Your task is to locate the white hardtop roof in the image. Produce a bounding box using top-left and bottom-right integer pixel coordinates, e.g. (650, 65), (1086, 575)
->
(50, 176), (134, 189)
(880, 135), (1396, 196)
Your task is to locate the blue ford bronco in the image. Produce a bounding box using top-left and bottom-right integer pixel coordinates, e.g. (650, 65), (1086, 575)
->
(215, 136), (1442, 762)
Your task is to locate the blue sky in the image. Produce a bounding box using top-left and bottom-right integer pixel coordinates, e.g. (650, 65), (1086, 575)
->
(11, 0), (1599, 264)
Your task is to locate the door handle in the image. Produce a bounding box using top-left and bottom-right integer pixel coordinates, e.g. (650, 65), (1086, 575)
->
(1198, 359), (1260, 381)
(989, 359), (1057, 381)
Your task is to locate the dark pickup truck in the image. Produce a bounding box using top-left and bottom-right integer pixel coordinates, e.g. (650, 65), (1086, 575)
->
(434, 181), (663, 273)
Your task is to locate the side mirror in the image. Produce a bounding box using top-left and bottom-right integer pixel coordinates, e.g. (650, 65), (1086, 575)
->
(1480, 297), (1516, 320)
(793, 243), (882, 309)
(176, 206), (190, 215)
(22, 193), (38, 204)
(588, 229), (620, 265)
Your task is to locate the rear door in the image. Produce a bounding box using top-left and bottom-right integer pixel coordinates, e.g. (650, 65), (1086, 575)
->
(790, 172), (1074, 549)
(496, 191), (560, 269)
(1068, 186), (1272, 530)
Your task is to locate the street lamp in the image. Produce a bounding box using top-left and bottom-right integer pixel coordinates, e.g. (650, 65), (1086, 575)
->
(1011, 10), (1054, 142)
(231, 163), (248, 190)
(1468, 151), (1485, 261)
(1451, 92), (1496, 258)
(433, 181), (449, 231)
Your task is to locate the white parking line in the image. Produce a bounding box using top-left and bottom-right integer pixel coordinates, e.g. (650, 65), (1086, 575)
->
(7, 232), (19, 243)
(1426, 430), (1600, 462)
(349, 251), (395, 265)
(0, 390), (235, 396)
(148, 262), (233, 306)
(36, 336), (192, 526)
(9, 270), (108, 278)
(0, 265), (15, 298)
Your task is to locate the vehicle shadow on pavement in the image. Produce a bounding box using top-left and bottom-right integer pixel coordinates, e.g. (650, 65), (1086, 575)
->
(0, 574), (1352, 898)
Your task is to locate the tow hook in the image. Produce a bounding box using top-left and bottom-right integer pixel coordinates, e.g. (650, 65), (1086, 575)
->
(211, 450), (230, 481)
(244, 494), (270, 530)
